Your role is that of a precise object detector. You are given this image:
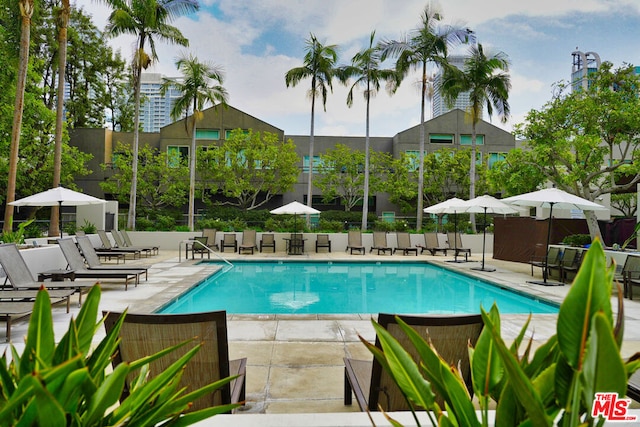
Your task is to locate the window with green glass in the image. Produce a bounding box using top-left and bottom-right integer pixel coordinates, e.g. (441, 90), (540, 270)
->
(429, 134), (454, 144)
(167, 146), (189, 167)
(303, 156), (322, 173)
(405, 150), (420, 171)
(488, 152), (506, 168)
(224, 129), (249, 139)
(460, 134), (485, 145)
(195, 129), (220, 140)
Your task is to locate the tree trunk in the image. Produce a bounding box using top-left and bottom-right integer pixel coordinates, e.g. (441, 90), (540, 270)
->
(361, 87), (371, 231)
(3, 0), (33, 234)
(306, 78), (316, 228)
(188, 117), (197, 231)
(128, 41), (145, 231)
(416, 60), (427, 230)
(50, 0), (70, 237)
(469, 122), (477, 233)
(585, 210), (603, 242)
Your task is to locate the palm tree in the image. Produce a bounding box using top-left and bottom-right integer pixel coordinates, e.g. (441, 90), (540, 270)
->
(3, 0), (34, 234)
(440, 43), (511, 232)
(379, 2), (471, 230)
(285, 33), (339, 216)
(338, 31), (399, 230)
(50, 0), (71, 237)
(162, 53), (228, 231)
(102, 0), (198, 230)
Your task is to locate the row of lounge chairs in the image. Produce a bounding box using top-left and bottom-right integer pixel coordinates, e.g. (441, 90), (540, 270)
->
(349, 230), (471, 258)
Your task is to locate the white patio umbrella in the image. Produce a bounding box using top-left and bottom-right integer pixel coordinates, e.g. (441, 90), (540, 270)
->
(10, 186), (106, 237)
(503, 188), (607, 285)
(270, 201), (320, 234)
(424, 197), (467, 262)
(459, 195), (518, 272)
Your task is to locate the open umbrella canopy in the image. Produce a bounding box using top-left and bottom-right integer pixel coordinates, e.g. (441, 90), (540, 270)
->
(423, 197), (466, 215)
(270, 201), (320, 215)
(459, 195), (519, 215)
(503, 188), (607, 211)
(9, 186), (106, 207)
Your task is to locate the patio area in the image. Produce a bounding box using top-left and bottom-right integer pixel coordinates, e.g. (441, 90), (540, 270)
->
(2, 244), (640, 417)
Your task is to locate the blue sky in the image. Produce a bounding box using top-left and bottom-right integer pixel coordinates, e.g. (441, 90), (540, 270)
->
(85, 0), (640, 137)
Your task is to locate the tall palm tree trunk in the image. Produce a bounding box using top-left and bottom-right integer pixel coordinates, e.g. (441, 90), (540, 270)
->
(306, 77), (316, 227)
(3, 0), (33, 233)
(128, 41), (146, 231)
(470, 123), (477, 233)
(416, 61), (427, 230)
(50, 0), (70, 237)
(188, 117), (197, 231)
(362, 88), (371, 230)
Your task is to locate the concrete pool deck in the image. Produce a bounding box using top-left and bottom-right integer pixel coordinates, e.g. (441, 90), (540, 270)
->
(2, 247), (640, 416)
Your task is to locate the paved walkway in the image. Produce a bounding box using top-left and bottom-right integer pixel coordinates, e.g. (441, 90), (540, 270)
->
(3, 247), (640, 415)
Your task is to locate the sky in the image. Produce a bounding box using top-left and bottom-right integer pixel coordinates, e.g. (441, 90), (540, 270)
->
(82, 0), (640, 138)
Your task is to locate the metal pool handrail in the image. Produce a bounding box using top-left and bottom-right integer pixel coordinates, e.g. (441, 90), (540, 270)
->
(179, 239), (233, 266)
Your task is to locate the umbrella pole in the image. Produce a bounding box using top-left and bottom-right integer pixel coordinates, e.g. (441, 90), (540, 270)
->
(542, 203), (555, 284)
(58, 200), (62, 238)
(471, 208), (495, 272)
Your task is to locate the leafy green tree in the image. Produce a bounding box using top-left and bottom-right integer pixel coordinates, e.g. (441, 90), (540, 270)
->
(516, 63), (640, 240)
(285, 33), (339, 215)
(3, 0), (34, 233)
(102, 0), (198, 230)
(441, 43), (511, 233)
(100, 50), (135, 132)
(486, 148), (545, 197)
(338, 31), (399, 228)
(162, 53), (228, 231)
(315, 144), (391, 212)
(198, 129), (299, 211)
(379, 2), (472, 229)
(100, 142), (189, 215)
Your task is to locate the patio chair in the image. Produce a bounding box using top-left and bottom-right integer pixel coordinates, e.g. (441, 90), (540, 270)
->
(369, 231), (392, 255)
(315, 234), (331, 253)
(186, 236), (210, 259)
(0, 302), (34, 342)
(202, 229), (219, 251)
(547, 248), (579, 283)
(419, 232), (448, 256)
(97, 230), (141, 259)
(286, 233), (305, 255)
(120, 229), (159, 255)
(220, 233), (238, 253)
(0, 243), (92, 304)
(616, 254), (640, 299)
(75, 236), (149, 282)
(103, 310), (247, 412)
(260, 233), (276, 253)
(344, 313), (484, 411)
(393, 232), (418, 256)
(346, 230), (365, 255)
(239, 230), (258, 255)
(628, 370), (640, 402)
(57, 238), (143, 291)
(528, 245), (561, 278)
(111, 230), (153, 257)
(559, 249), (584, 283)
(447, 232), (471, 261)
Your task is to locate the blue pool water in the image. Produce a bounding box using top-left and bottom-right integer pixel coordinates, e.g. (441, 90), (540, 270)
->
(159, 261), (558, 315)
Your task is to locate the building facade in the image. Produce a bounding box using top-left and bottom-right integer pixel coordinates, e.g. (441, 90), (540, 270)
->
(70, 105), (516, 217)
(139, 73), (184, 133)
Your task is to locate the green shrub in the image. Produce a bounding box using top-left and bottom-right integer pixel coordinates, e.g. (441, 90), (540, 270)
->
(0, 286), (237, 425)
(0, 219), (34, 244)
(135, 217), (155, 231)
(317, 219), (344, 233)
(562, 234), (592, 247)
(22, 221), (45, 239)
(79, 219), (97, 234)
(366, 239), (640, 426)
(196, 218), (230, 231)
(372, 220), (395, 232)
(156, 214), (177, 231)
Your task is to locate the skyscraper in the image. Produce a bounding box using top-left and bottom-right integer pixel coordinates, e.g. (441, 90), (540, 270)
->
(139, 73), (183, 133)
(571, 50), (601, 92)
(432, 55), (477, 119)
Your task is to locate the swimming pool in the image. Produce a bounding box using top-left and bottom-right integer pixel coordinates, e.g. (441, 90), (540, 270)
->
(159, 261), (558, 315)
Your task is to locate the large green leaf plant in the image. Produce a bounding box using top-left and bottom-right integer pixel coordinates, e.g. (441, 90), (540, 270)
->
(367, 239), (640, 426)
(0, 285), (239, 426)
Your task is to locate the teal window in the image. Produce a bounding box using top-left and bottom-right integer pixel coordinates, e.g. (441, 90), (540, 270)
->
(460, 135), (485, 145)
(195, 129), (220, 140)
(405, 150), (420, 171)
(488, 152), (506, 168)
(167, 146), (189, 167)
(303, 156), (322, 173)
(225, 129), (249, 139)
(429, 134), (454, 144)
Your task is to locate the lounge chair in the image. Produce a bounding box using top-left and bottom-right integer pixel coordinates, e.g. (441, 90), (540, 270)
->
(120, 229), (159, 255)
(97, 230), (141, 259)
(260, 233), (276, 253)
(57, 238), (143, 291)
(419, 232), (448, 256)
(447, 232), (471, 261)
(529, 246), (561, 278)
(0, 289), (74, 314)
(369, 231), (392, 255)
(220, 233), (238, 253)
(393, 232), (418, 256)
(0, 302), (34, 342)
(239, 230), (258, 255)
(344, 313), (484, 411)
(202, 229), (219, 251)
(0, 243), (92, 305)
(315, 234), (331, 253)
(76, 236), (149, 281)
(103, 310), (247, 412)
(111, 230), (153, 257)
(186, 236), (210, 259)
(628, 370), (640, 402)
(346, 230), (365, 255)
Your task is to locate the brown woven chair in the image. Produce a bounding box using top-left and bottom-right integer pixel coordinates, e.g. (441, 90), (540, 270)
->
(344, 313), (483, 411)
(346, 230), (365, 255)
(369, 231), (392, 255)
(393, 232), (418, 256)
(103, 310), (246, 412)
(419, 232), (448, 256)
